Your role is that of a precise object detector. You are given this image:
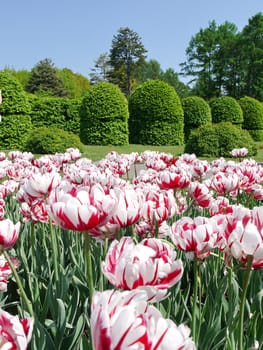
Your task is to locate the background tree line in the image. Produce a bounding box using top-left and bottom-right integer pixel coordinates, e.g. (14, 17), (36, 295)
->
(4, 12), (263, 101)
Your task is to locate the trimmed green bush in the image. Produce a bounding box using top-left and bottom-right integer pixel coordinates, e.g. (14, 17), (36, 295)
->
(215, 122), (257, 157)
(0, 114), (32, 149)
(185, 122), (257, 157)
(129, 80), (184, 145)
(29, 96), (81, 135)
(210, 96), (243, 125)
(239, 96), (263, 141)
(0, 71), (32, 149)
(182, 96), (212, 140)
(185, 123), (219, 157)
(63, 98), (82, 135)
(0, 71), (31, 115)
(29, 96), (66, 129)
(24, 127), (85, 154)
(80, 82), (129, 145)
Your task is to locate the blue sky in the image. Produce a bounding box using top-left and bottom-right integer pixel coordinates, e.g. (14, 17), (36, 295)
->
(1, 0), (262, 82)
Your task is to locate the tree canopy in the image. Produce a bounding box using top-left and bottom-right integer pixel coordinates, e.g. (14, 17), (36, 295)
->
(26, 58), (68, 97)
(108, 27), (147, 96)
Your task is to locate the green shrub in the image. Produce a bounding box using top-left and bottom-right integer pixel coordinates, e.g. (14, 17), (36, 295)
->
(63, 98), (82, 135)
(239, 96), (263, 141)
(0, 71), (31, 115)
(80, 82), (129, 145)
(29, 96), (81, 135)
(185, 122), (257, 157)
(24, 127), (85, 154)
(0, 114), (32, 149)
(185, 123), (219, 157)
(210, 96), (243, 125)
(129, 80), (184, 145)
(29, 96), (66, 129)
(215, 122), (257, 157)
(182, 96), (212, 140)
(248, 129), (263, 142)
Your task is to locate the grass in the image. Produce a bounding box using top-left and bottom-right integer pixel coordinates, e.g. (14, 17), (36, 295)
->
(82, 142), (263, 162)
(82, 144), (185, 161)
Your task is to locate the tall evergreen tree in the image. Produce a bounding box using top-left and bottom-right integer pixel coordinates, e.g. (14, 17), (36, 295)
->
(180, 21), (238, 98)
(240, 13), (263, 100)
(26, 58), (68, 97)
(108, 27), (147, 96)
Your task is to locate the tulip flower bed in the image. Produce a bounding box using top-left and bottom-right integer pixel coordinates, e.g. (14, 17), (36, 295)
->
(0, 147), (262, 349)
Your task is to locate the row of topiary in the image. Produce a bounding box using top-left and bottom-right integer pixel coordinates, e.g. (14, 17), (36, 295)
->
(0, 70), (261, 157)
(183, 95), (263, 142)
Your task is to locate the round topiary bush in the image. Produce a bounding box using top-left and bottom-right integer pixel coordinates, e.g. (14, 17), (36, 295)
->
(128, 80), (184, 145)
(24, 127), (85, 154)
(182, 96), (212, 140)
(184, 123), (219, 157)
(215, 122), (257, 157)
(185, 122), (257, 157)
(0, 70), (32, 149)
(0, 114), (32, 150)
(80, 82), (129, 145)
(0, 70), (31, 115)
(209, 96), (243, 126)
(239, 96), (263, 141)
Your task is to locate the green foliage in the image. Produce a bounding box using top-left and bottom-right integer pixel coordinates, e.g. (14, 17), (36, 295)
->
(181, 20), (239, 98)
(185, 123), (219, 157)
(0, 114), (32, 149)
(29, 96), (66, 129)
(24, 127), (85, 154)
(29, 96), (81, 134)
(248, 129), (263, 142)
(63, 98), (82, 135)
(128, 80), (184, 145)
(215, 122), (257, 156)
(210, 96), (243, 125)
(57, 68), (90, 98)
(4, 68), (31, 90)
(182, 96), (212, 140)
(160, 68), (190, 98)
(108, 27), (147, 96)
(0, 70), (31, 115)
(239, 96), (263, 134)
(26, 58), (68, 97)
(185, 122), (257, 157)
(80, 82), (129, 145)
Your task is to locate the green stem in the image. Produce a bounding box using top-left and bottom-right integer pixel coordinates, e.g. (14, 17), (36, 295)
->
(192, 254), (199, 343)
(227, 259), (235, 348)
(30, 222), (36, 272)
(49, 219), (59, 283)
(238, 255), (253, 350)
(84, 232), (94, 303)
(3, 251), (34, 317)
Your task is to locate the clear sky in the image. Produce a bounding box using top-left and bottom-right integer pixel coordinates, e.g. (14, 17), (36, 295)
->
(1, 0), (262, 82)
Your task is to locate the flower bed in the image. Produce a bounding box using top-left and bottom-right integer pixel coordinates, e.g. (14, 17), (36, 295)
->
(0, 147), (262, 349)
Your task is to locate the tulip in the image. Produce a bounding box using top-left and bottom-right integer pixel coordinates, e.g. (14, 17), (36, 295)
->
(156, 168), (190, 190)
(102, 236), (183, 301)
(47, 183), (117, 231)
(223, 205), (263, 269)
(208, 172), (240, 196)
(188, 182), (212, 208)
(170, 216), (218, 259)
(0, 219), (20, 250)
(109, 187), (142, 227)
(0, 308), (34, 350)
(0, 255), (19, 291)
(230, 148), (248, 158)
(91, 289), (196, 350)
(21, 171), (61, 201)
